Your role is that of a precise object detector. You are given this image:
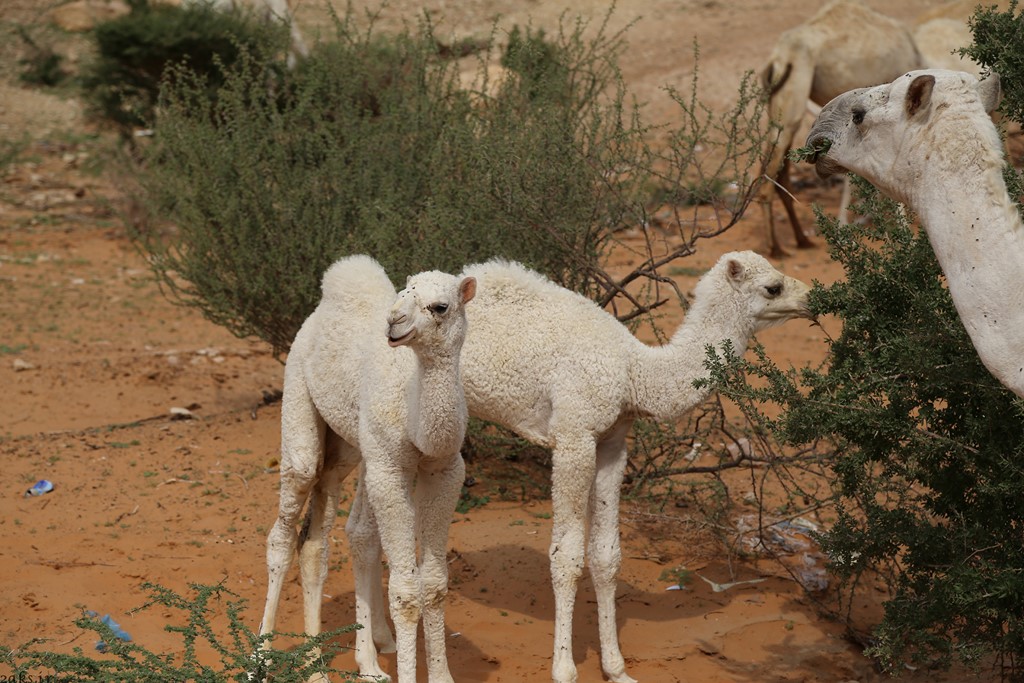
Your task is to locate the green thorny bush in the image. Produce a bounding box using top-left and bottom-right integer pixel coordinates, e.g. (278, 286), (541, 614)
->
(700, 5), (1024, 675)
(964, 0), (1024, 125)
(0, 582), (361, 682)
(125, 7), (771, 356)
(703, 178), (1024, 677)
(130, 8), (642, 356)
(81, 0), (291, 134)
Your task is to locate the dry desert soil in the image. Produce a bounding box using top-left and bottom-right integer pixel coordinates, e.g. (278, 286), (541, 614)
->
(0, 1), (1005, 681)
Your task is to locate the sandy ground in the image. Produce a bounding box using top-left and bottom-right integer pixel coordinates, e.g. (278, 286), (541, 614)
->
(0, 1), (996, 681)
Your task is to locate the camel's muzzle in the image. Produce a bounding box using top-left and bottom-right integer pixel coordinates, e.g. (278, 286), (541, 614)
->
(804, 133), (846, 179)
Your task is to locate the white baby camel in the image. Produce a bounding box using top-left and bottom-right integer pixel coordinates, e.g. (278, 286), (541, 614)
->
(257, 255), (477, 682)
(350, 251), (812, 682)
(805, 69), (1024, 396)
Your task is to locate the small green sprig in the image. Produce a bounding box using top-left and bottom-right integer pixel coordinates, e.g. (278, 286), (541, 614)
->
(787, 137), (831, 163)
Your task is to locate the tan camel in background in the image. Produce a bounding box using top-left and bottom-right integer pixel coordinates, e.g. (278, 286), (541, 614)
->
(909, 0), (1012, 77)
(760, 0), (920, 258)
(914, 0), (1012, 26)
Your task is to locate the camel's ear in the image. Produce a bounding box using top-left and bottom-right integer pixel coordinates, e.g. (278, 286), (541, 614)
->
(905, 74), (935, 118)
(979, 72), (1002, 114)
(726, 258), (745, 285)
(762, 62), (792, 98)
(761, 63), (773, 91)
(459, 276), (477, 304)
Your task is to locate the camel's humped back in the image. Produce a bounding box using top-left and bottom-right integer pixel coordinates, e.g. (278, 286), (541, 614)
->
(460, 259), (637, 345)
(773, 0), (920, 106)
(318, 253), (396, 313)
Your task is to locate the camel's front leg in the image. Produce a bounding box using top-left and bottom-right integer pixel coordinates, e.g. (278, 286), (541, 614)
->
(364, 452), (421, 683)
(589, 423), (636, 683)
(548, 433), (597, 683)
(346, 466), (394, 681)
(415, 454), (465, 683)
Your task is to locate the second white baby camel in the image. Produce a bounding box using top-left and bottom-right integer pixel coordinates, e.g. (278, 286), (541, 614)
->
(257, 255), (476, 683)
(350, 250), (813, 682)
(805, 69), (1024, 396)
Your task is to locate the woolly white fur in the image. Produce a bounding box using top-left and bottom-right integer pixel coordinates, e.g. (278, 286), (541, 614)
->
(454, 252), (810, 683)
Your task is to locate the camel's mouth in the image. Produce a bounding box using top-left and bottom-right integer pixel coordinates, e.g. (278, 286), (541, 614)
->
(813, 154), (846, 180)
(762, 304), (814, 324)
(796, 303), (817, 321)
(387, 329), (416, 347)
(800, 134), (845, 179)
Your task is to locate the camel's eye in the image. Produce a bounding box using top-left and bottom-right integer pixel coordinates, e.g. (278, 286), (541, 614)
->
(428, 302), (449, 314)
(766, 284), (782, 297)
(852, 109), (865, 125)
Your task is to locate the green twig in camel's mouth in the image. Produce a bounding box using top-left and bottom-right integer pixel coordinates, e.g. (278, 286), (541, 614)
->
(787, 138), (831, 163)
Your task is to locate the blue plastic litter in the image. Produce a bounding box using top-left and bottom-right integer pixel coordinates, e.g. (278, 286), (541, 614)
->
(86, 611), (132, 651)
(25, 480), (54, 497)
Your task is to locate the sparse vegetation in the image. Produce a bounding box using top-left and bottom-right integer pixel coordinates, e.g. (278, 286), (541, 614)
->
(963, 0), (1024, 124)
(0, 582), (360, 682)
(80, 0), (290, 134)
(116, 7), (772, 357)
(706, 177), (1024, 677)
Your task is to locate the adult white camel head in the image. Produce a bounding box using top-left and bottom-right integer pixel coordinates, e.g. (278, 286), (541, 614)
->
(803, 69), (1024, 400)
(804, 68), (1002, 206)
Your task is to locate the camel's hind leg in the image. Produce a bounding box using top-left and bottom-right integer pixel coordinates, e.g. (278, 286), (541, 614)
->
(297, 430), (360, 680)
(760, 182), (789, 260)
(775, 156), (815, 251)
(258, 363), (326, 669)
(588, 421), (636, 683)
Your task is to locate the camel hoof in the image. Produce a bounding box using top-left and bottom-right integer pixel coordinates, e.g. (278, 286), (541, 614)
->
(602, 654), (637, 683)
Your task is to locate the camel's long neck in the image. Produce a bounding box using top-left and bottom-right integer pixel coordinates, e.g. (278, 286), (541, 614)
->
(407, 351), (468, 457)
(911, 128), (1024, 395)
(630, 298), (753, 420)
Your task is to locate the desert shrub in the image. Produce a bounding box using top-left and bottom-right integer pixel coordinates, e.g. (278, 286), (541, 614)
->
(80, 0), (289, 133)
(694, 6), (1024, 673)
(963, 0), (1024, 124)
(0, 582), (358, 681)
(132, 8), (653, 355)
(15, 26), (69, 87)
(500, 25), (570, 104)
(704, 179), (1024, 677)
